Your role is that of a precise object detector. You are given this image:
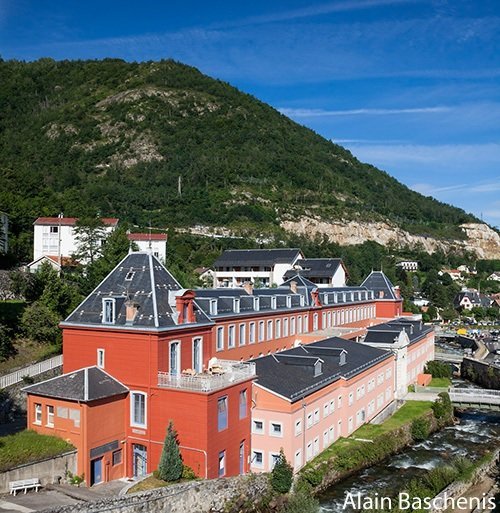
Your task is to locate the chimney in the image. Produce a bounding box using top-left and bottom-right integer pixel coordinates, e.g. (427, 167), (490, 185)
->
(311, 289), (321, 307)
(125, 300), (140, 324)
(175, 290), (196, 324)
(243, 281), (254, 295)
(290, 280), (298, 294)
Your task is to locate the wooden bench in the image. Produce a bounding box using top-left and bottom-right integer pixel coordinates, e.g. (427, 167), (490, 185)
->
(9, 478), (41, 496)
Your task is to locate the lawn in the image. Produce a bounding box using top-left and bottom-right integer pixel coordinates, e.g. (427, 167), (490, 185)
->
(429, 377), (451, 388)
(0, 430), (74, 472)
(307, 401), (434, 467)
(127, 476), (170, 494)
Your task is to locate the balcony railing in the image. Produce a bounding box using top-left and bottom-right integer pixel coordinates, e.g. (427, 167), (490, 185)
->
(158, 360), (256, 393)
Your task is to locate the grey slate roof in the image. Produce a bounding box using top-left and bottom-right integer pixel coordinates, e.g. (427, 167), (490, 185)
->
(364, 318), (433, 345)
(214, 248), (302, 267)
(252, 337), (391, 402)
(454, 291), (492, 308)
(24, 367), (128, 402)
(282, 258), (344, 280)
(361, 271), (398, 300)
(63, 252), (212, 330)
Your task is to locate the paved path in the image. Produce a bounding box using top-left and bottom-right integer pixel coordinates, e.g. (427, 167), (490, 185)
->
(405, 392), (438, 401)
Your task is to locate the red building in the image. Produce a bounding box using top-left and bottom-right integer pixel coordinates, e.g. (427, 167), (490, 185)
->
(25, 253), (405, 486)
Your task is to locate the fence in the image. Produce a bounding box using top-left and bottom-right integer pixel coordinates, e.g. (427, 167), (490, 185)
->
(0, 355), (63, 389)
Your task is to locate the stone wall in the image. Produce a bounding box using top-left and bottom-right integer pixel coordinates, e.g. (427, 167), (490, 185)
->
(461, 358), (500, 390)
(0, 450), (77, 494)
(429, 447), (500, 513)
(43, 473), (272, 513)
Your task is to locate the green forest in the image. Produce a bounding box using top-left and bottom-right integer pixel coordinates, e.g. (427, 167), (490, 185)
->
(0, 58), (479, 263)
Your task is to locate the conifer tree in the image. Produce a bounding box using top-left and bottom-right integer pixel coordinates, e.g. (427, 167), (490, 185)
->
(157, 421), (183, 482)
(271, 448), (293, 493)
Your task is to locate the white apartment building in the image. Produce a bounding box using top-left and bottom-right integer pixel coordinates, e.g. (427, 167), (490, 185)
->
(127, 233), (167, 262)
(29, 216), (118, 271)
(213, 248), (304, 288)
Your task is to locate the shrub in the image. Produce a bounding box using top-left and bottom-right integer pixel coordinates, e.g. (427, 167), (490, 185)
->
(157, 421), (183, 482)
(181, 464), (197, 480)
(425, 361), (452, 379)
(284, 491), (319, 513)
(432, 392), (453, 423)
(411, 417), (430, 441)
(271, 448), (294, 493)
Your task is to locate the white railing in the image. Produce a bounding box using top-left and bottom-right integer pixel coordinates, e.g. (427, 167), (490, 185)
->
(449, 388), (500, 405)
(158, 360), (256, 393)
(0, 355), (63, 389)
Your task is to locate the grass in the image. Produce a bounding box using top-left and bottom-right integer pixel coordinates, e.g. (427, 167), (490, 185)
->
(306, 401), (433, 467)
(0, 430), (74, 472)
(429, 377), (451, 388)
(128, 476), (170, 494)
(0, 339), (60, 375)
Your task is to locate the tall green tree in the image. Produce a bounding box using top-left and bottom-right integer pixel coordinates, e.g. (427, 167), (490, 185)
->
(73, 217), (107, 264)
(271, 448), (294, 493)
(157, 421), (183, 482)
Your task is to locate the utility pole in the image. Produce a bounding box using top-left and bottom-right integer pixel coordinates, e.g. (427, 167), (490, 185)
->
(57, 212), (63, 275)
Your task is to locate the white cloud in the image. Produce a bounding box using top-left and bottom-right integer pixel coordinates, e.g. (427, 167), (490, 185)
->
(280, 106), (450, 117)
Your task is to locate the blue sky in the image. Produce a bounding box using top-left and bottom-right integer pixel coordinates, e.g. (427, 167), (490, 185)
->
(1, 0), (499, 227)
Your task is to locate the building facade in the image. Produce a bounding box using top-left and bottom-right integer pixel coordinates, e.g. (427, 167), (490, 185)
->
(25, 253), (423, 486)
(31, 216), (118, 264)
(282, 258), (348, 288)
(127, 233), (167, 262)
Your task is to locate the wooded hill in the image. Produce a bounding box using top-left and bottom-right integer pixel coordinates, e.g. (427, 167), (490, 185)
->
(0, 58), (477, 261)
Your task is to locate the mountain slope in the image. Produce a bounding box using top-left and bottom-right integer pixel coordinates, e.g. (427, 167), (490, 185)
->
(0, 58), (492, 258)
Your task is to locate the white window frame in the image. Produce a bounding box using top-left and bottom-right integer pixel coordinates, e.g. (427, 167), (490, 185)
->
(271, 297), (277, 309)
(290, 316), (296, 335)
(313, 409), (320, 424)
(294, 450), (302, 470)
(192, 337), (203, 373)
(323, 402), (329, 418)
(102, 298), (116, 324)
(267, 320), (273, 341)
(252, 419), (265, 434)
(46, 405), (54, 427)
(97, 348), (105, 369)
(169, 340), (181, 375)
(275, 319), (281, 339)
(269, 452), (280, 471)
(269, 421), (283, 437)
(130, 391), (147, 428)
(228, 325), (236, 348)
(253, 297), (260, 311)
(216, 326), (224, 351)
(307, 413), (313, 428)
(283, 317), (289, 337)
(34, 403), (42, 425)
(294, 418), (302, 436)
(239, 323), (246, 346)
(233, 298), (240, 313)
(249, 322), (256, 344)
(258, 321), (265, 342)
(251, 450), (264, 469)
(210, 299), (218, 316)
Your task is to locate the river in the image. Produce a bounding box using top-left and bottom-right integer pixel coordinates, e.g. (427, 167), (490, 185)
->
(319, 389), (500, 512)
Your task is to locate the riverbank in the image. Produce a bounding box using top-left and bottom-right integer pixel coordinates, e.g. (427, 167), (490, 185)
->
(299, 394), (454, 494)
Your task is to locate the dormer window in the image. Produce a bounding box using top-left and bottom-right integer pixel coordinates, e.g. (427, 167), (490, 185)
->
(253, 297), (260, 311)
(125, 271), (135, 281)
(300, 296), (305, 307)
(314, 360), (323, 377)
(233, 298), (240, 313)
(102, 298), (115, 324)
(271, 297), (277, 310)
(324, 294), (329, 305)
(209, 299), (218, 316)
(286, 295), (292, 308)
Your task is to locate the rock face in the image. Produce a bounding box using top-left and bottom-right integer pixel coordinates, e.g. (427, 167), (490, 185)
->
(280, 219), (500, 260)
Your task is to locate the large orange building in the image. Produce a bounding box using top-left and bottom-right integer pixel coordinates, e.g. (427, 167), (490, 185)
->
(25, 252), (412, 486)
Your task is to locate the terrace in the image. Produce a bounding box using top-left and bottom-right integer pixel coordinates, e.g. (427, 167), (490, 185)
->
(158, 359), (256, 393)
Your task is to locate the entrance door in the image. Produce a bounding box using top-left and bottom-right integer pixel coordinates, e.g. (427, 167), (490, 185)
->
(133, 444), (147, 477)
(90, 458), (103, 485)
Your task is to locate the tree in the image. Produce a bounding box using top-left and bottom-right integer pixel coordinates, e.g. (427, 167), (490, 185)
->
(20, 301), (61, 344)
(271, 448), (293, 493)
(157, 421), (183, 482)
(73, 217), (107, 264)
(0, 324), (15, 361)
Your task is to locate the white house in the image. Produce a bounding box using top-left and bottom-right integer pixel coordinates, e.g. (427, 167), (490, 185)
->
(396, 261), (418, 272)
(488, 272), (500, 282)
(127, 233), (167, 262)
(29, 216), (118, 270)
(213, 248), (304, 288)
(0, 212), (8, 254)
(282, 258), (348, 288)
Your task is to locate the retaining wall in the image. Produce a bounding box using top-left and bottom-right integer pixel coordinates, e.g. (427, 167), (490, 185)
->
(0, 450), (77, 494)
(42, 473), (271, 513)
(461, 358), (500, 390)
